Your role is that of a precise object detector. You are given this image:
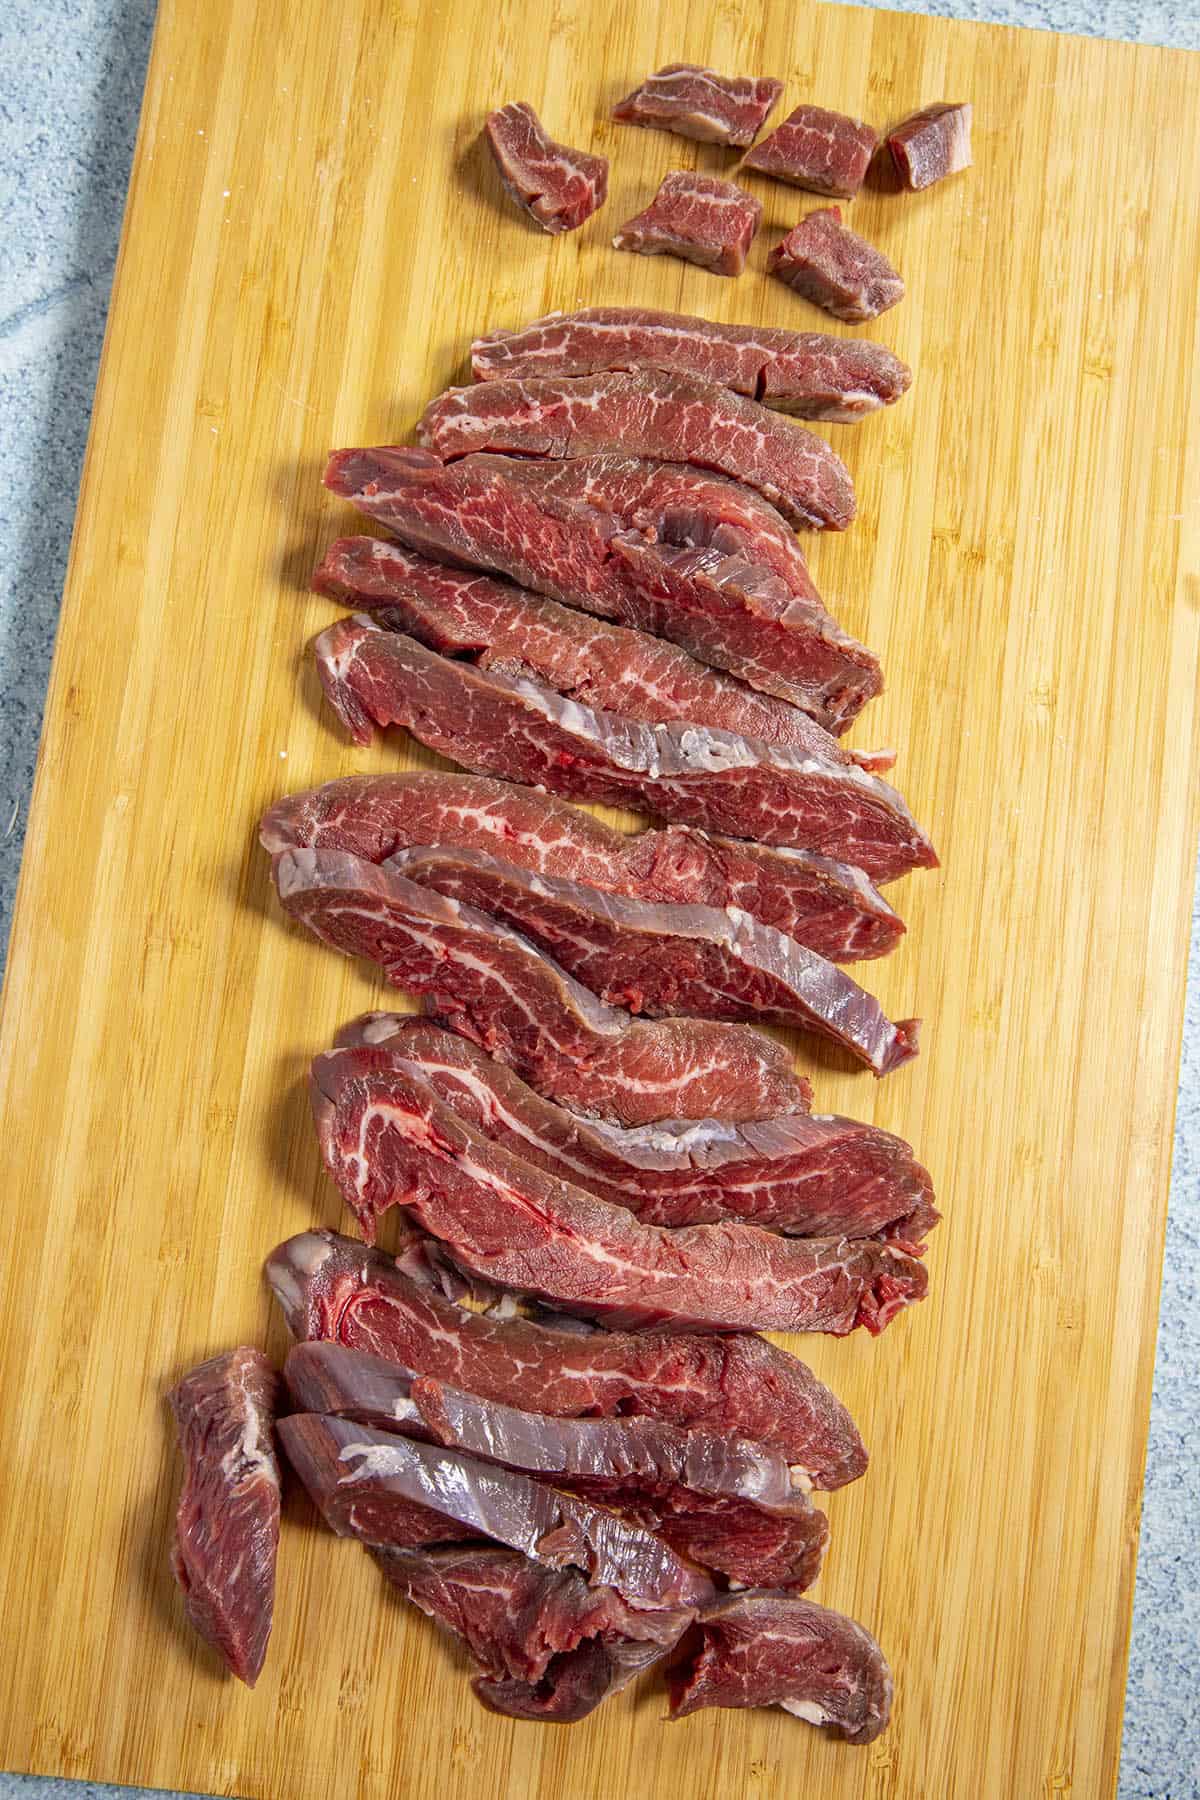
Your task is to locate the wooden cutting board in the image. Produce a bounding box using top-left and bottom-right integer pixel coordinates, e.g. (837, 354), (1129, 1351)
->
(0, 2), (1197, 1795)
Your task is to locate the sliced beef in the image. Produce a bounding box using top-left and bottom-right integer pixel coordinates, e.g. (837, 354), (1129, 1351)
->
(271, 846), (812, 1126)
(612, 64), (783, 148)
(484, 102), (608, 233)
(265, 1228), (867, 1486)
(372, 1543), (690, 1721)
(666, 1591), (892, 1743)
(613, 171), (762, 277)
(324, 448), (876, 726)
(470, 306), (913, 422)
(887, 102), (972, 190)
(167, 1347), (281, 1687)
(769, 208), (904, 323)
(313, 619), (934, 883)
(742, 103), (878, 198)
(320, 1021), (938, 1250)
(387, 844), (918, 1071)
(417, 370), (855, 532)
(307, 1052), (928, 1333)
(278, 1413), (714, 1609)
(312, 538), (886, 769)
(261, 773), (903, 963)
(287, 1344), (828, 1590)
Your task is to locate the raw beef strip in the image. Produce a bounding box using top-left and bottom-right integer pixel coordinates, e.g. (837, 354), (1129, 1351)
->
(325, 451), (877, 728)
(270, 846), (812, 1126)
(373, 1543), (691, 1721)
(313, 537), (886, 769)
(887, 102), (972, 190)
(387, 844), (919, 1072)
(417, 370), (854, 532)
(167, 1347), (281, 1687)
(613, 171), (762, 278)
(484, 102), (608, 234)
(261, 774), (903, 963)
(313, 619), (935, 883)
(742, 103), (878, 198)
(769, 208), (904, 323)
(612, 64), (783, 148)
(472, 307), (912, 421)
(287, 1345), (828, 1593)
(321, 1021), (939, 1250)
(666, 1591), (892, 1744)
(279, 1413), (713, 1610)
(307, 1054), (929, 1334)
(264, 1228), (867, 1486)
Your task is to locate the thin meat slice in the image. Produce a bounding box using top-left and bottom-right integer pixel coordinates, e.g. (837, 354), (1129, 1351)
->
(742, 103), (878, 198)
(280, 1413), (713, 1615)
(613, 171), (762, 277)
(666, 1591), (892, 1743)
(168, 1348), (281, 1687)
(312, 538), (889, 771)
(314, 619), (935, 883)
(307, 1053), (929, 1333)
(769, 208), (904, 324)
(471, 307), (913, 422)
(261, 773), (903, 964)
(264, 1228), (867, 1487)
(287, 1345), (828, 1593)
(324, 448), (877, 727)
(373, 1543), (691, 1721)
(484, 102), (608, 234)
(388, 843), (918, 1072)
(612, 65), (783, 149)
(417, 370), (855, 532)
(321, 1022), (939, 1251)
(887, 102), (972, 190)
(271, 846), (812, 1126)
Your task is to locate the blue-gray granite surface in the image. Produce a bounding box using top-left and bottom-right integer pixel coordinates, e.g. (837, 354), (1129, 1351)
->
(0, 3), (1196, 1796)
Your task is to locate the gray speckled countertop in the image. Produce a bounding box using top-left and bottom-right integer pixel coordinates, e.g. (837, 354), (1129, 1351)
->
(1, 3), (1197, 1797)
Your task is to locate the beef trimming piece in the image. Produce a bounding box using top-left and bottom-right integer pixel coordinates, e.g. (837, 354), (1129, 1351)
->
(887, 102), (972, 190)
(666, 1591), (893, 1742)
(167, 1347), (281, 1687)
(373, 1543), (692, 1721)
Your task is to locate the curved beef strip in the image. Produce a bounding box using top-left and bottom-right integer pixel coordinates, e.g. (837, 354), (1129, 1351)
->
(262, 770), (904, 963)
(264, 1230), (868, 1488)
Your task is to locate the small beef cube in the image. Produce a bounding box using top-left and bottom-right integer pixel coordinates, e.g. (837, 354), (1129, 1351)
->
(613, 171), (761, 277)
(484, 102), (608, 234)
(742, 103), (877, 198)
(612, 63), (783, 149)
(768, 208), (904, 323)
(887, 102), (972, 190)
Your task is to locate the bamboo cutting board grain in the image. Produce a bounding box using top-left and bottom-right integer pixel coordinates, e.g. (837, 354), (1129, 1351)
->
(0, 2), (1197, 1796)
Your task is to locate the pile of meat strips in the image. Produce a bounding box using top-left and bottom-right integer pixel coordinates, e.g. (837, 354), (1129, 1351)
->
(167, 61), (971, 1745)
